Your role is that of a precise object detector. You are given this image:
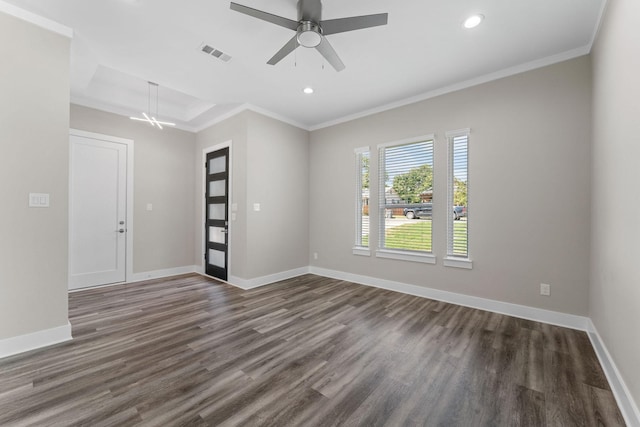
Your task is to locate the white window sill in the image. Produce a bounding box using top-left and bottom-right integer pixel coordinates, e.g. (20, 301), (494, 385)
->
(443, 257), (473, 269)
(376, 249), (436, 264)
(352, 247), (371, 257)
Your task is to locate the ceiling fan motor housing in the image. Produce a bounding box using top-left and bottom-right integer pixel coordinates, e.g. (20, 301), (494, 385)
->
(229, 0), (388, 71)
(297, 21), (322, 47)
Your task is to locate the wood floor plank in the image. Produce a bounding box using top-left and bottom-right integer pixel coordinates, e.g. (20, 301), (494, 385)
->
(0, 273), (626, 426)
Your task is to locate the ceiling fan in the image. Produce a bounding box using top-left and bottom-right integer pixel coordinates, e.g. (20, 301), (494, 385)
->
(230, 0), (388, 71)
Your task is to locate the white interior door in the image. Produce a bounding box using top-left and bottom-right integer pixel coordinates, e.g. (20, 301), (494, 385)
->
(69, 132), (128, 289)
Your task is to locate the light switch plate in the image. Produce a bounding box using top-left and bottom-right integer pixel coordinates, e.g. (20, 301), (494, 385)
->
(253, 203), (261, 212)
(29, 193), (49, 207)
(540, 283), (551, 296)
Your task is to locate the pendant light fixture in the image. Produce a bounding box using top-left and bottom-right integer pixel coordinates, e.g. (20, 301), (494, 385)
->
(130, 81), (176, 129)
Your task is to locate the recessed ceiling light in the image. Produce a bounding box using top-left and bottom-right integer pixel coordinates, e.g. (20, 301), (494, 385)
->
(463, 14), (484, 29)
(303, 87), (314, 94)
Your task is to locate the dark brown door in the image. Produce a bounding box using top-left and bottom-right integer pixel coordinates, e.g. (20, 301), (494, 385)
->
(205, 147), (229, 280)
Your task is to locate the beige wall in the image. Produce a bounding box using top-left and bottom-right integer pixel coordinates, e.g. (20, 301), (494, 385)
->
(591, 0), (640, 410)
(245, 112), (310, 278)
(310, 56), (592, 315)
(0, 12), (70, 339)
(70, 105), (196, 274)
(196, 111), (309, 281)
(196, 112), (250, 278)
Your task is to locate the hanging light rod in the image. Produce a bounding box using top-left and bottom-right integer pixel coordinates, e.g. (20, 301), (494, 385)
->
(130, 81), (176, 129)
(130, 115), (176, 129)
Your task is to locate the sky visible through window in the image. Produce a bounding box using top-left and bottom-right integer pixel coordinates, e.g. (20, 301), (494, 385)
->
(384, 140), (467, 186)
(384, 141), (433, 187)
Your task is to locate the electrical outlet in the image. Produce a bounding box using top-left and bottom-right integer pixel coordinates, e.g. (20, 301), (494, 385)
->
(540, 283), (551, 296)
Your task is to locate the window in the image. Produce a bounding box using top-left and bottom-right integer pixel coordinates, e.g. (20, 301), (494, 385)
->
(445, 129), (472, 269)
(354, 148), (370, 256)
(377, 136), (435, 264)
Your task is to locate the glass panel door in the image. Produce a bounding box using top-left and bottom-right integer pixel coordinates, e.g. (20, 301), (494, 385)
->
(205, 147), (229, 280)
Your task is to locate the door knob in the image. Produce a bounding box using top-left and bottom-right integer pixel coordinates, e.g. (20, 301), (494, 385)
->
(118, 229), (125, 233)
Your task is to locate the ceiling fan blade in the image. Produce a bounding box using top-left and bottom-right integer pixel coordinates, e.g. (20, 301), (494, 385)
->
(315, 37), (345, 72)
(321, 13), (388, 35)
(267, 35), (300, 65)
(230, 3), (298, 31)
(298, 0), (322, 22)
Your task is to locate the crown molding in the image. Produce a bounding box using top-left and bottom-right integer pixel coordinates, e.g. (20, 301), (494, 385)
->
(309, 46), (591, 131)
(0, 1), (72, 38)
(193, 103), (311, 133)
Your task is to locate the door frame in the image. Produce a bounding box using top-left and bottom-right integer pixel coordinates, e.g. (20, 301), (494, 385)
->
(69, 129), (134, 287)
(202, 141), (232, 281)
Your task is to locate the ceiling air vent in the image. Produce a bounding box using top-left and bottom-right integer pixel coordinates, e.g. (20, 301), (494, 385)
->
(199, 43), (232, 62)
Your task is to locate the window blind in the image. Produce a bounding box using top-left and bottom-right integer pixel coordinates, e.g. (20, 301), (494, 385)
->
(379, 139), (434, 253)
(448, 133), (469, 257)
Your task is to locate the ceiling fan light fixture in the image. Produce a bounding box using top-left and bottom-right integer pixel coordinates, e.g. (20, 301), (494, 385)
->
(297, 21), (322, 47)
(463, 14), (484, 29)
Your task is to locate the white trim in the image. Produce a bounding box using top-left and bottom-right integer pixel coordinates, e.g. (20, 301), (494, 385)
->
(587, 320), (640, 427)
(310, 46), (591, 131)
(68, 129), (134, 287)
(202, 141), (233, 282)
(443, 257), (473, 269)
(70, 129), (133, 146)
(130, 265), (198, 283)
(445, 128), (471, 138)
(308, 266), (589, 330)
(376, 249), (436, 264)
(228, 267), (310, 290)
(193, 105), (248, 132)
(0, 322), (72, 359)
(0, 1), (73, 38)
(588, 0), (610, 51)
(352, 247), (371, 257)
(68, 266), (199, 293)
(354, 146), (370, 154)
(377, 134), (435, 150)
(194, 103), (310, 133)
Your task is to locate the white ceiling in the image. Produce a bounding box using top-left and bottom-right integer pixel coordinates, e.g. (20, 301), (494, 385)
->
(4, 0), (605, 131)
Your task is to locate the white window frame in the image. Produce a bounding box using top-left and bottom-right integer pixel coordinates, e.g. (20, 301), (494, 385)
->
(444, 129), (472, 269)
(376, 136), (436, 264)
(353, 147), (370, 256)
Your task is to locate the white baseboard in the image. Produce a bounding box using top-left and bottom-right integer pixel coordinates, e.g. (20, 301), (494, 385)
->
(587, 320), (640, 427)
(0, 322), (72, 359)
(228, 267), (310, 290)
(130, 265), (198, 283)
(308, 266), (589, 331)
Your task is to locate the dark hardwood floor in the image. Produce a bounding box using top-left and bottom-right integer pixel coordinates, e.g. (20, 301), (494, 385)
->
(0, 274), (625, 426)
